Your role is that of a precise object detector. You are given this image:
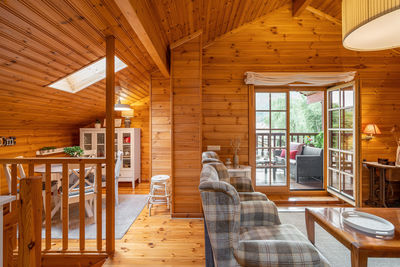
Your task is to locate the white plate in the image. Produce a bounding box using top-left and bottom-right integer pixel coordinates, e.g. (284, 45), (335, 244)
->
(342, 211), (395, 237)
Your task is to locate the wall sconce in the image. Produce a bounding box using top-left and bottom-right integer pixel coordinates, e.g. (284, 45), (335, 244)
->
(363, 124), (381, 140)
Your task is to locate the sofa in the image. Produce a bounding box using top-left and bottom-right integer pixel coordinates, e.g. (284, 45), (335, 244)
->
(275, 143), (323, 183)
(199, 164), (330, 267)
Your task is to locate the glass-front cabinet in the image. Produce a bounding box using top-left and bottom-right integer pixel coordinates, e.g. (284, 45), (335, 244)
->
(80, 128), (141, 188)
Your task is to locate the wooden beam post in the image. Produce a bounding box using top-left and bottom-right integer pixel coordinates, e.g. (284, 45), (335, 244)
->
(115, 0), (169, 78)
(292, 0), (312, 17)
(106, 35), (115, 254)
(18, 177), (42, 267)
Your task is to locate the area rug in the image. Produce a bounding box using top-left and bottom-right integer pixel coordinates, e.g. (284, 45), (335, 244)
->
(42, 194), (149, 240)
(279, 211), (400, 267)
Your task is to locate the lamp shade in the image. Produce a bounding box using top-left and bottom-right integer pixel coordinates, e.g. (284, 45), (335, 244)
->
(363, 124), (381, 135)
(114, 98), (131, 111)
(342, 0), (400, 51)
(121, 109), (134, 117)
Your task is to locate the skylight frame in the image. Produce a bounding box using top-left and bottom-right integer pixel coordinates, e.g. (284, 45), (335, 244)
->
(48, 56), (127, 93)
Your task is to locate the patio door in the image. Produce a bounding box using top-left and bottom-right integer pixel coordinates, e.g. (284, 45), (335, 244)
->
(327, 82), (358, 204)
(254, 91), (289, 191)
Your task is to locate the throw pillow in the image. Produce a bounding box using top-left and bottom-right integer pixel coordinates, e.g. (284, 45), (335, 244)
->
(280, 149), (286, 158)
(289, 150), (298, 160)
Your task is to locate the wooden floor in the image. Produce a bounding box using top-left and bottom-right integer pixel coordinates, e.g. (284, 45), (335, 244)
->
(103, 182), (205, 266)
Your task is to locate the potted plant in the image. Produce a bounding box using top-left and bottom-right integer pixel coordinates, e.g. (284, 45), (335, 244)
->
(38, 146), (57, 155)
(95, 119), (101, 129)
(64, 146), (84, 157)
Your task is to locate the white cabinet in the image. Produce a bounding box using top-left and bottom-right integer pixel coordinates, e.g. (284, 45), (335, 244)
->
(80, 128), (141, 188)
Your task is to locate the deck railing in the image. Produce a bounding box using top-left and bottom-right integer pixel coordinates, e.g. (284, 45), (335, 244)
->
(256, 132), (319, 148)
(0, 157), (109, 265)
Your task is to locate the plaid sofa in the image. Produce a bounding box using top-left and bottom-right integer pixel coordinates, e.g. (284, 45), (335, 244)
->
(199, 164), (330, 267)
(204, 162), (267, 202)
(202, 151), (222, 164)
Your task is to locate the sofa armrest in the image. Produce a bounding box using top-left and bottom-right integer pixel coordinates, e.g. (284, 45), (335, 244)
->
(235, 240), (324, 267)
(230, 176), (254, 192)
(239, 192), (268, 202)
(240, 201), (280, 227)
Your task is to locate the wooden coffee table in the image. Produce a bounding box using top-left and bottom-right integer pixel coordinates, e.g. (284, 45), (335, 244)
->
(305, 208), (400, 267)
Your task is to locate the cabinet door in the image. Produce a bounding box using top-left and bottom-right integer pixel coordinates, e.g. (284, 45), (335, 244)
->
(121, 132), (132, 169)
(83, 132), (93, 150)
(96, 132), (105, 157)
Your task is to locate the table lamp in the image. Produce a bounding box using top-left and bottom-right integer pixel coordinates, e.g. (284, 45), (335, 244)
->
(121, 109), (134, 128)
(363, 124), (381, 140)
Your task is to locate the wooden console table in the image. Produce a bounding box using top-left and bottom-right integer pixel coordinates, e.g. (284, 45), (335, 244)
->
(363, 162), (400, 207)
(306, 207), (400, 267)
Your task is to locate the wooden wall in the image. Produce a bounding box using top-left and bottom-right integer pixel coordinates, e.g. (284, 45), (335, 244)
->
(131, 97), (151, 182)
(202, 6), (400, 201)
(171, 35), (202, 217)
(150, 72), (172, 177)
(0, 128), (78, 194)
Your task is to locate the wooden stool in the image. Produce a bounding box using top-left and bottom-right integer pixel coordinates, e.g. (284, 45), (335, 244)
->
(148, 175), (170, 216)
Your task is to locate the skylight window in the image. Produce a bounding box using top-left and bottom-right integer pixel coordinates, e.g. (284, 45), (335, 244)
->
(48, 56), (127, 93)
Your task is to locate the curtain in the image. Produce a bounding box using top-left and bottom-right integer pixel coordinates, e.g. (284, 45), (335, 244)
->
(244, 71), (356, 86)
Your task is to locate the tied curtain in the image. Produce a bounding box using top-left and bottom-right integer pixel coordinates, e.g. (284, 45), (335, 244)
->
(244, 71), (356, 86)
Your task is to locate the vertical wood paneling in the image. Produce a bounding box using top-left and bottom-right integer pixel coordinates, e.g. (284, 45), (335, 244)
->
(131, 96), (151, 182)
(171, 35), (202, 216)
(202, 6), (400, 201)
(150, 72), (172, 177)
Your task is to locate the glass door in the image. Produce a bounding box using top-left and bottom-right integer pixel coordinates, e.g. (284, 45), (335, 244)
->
(97, 132), (105, 157)
(83, 132), (93, 150)
(255, 92), (288, 188)
(327, 83), (356, 200)
(122, 132), (131, 169)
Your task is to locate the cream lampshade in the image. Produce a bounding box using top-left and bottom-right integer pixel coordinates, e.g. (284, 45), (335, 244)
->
(363, 123), (381, 140)
(342, 0), (400, 51)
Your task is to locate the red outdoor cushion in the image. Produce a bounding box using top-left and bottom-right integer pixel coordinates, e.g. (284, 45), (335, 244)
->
(280, 149), (286, 158)
(289, 150), (298, 159)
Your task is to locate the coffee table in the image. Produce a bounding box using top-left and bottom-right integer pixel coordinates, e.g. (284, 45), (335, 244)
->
(305, 208), (400, 267)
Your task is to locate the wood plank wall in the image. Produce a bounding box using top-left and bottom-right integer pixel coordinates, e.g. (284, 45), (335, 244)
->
(131, 97), (151, 182)
(0, 128), (78, 194)
(150, 72), (172, 177)
(171, 35), (202, 217)
(202, 6), (400, 201)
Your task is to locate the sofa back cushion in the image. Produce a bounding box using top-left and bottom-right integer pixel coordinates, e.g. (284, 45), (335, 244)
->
(302, 146), (323, 156)
(290, 142), (304, 155)
(206, 162), (231, 183)
(202, 151), (221, 164)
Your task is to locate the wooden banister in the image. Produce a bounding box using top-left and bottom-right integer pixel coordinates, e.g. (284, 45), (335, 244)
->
(18, 176), (42, 267)
(62, 162), (69, 251)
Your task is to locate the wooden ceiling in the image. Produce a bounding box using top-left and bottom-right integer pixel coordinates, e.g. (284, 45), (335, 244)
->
(149, 0), (291, 45)
(0, 0), (154, 128)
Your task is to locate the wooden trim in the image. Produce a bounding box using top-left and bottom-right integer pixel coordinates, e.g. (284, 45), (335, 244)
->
(170, 54), (174, 215)
(198, 33), (203, 213)
(285, 91), (290, 193)
(171, 213), (204, 218)
(355, 74), (362, 207)
(115, 0), (169, 78)
(170, 30), (203, 49)
(0, 158), (105, 164)
(323, 90), (328, 190)
(248, 85), (256, 188)
(149, 74), (153, 179)
(305, 6), (341, 25)
(105, 35), (115, 254)
(292, 0), (312, 17)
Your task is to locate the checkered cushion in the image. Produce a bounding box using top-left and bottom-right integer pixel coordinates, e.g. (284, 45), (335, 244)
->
(206, 162), (231, 183)
(230, 176), (255, 192)
(240, 201), (280, 227)
(202, 151), (221, 164)
(238, 192), (268, 201)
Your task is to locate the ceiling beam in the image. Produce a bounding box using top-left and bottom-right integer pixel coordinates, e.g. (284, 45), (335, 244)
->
(305, 6), (341, 25)
(292, 0), (312, 17)
(115, 0), (169, 78)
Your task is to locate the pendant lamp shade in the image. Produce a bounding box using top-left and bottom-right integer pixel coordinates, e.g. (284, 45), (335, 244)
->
(342, 0), (400, 51)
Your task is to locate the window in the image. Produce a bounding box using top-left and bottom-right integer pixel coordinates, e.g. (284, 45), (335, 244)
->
(327, 83), (355, 199)
(48, 56), (127, 93)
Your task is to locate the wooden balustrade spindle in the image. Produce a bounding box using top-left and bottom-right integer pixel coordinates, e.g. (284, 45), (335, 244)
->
(62, 163), (69, 251)
(79, 162), (85, 251)
(96, 163), (102, 251)
(45, 163), (51, 250)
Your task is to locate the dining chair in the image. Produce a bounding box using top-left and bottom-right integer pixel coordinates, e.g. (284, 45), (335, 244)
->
(102, 150), (123, 205)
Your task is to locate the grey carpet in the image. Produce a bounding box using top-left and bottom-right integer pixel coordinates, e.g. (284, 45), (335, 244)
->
(42, 194), (148, 240)
(279, 211), (400, 267)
